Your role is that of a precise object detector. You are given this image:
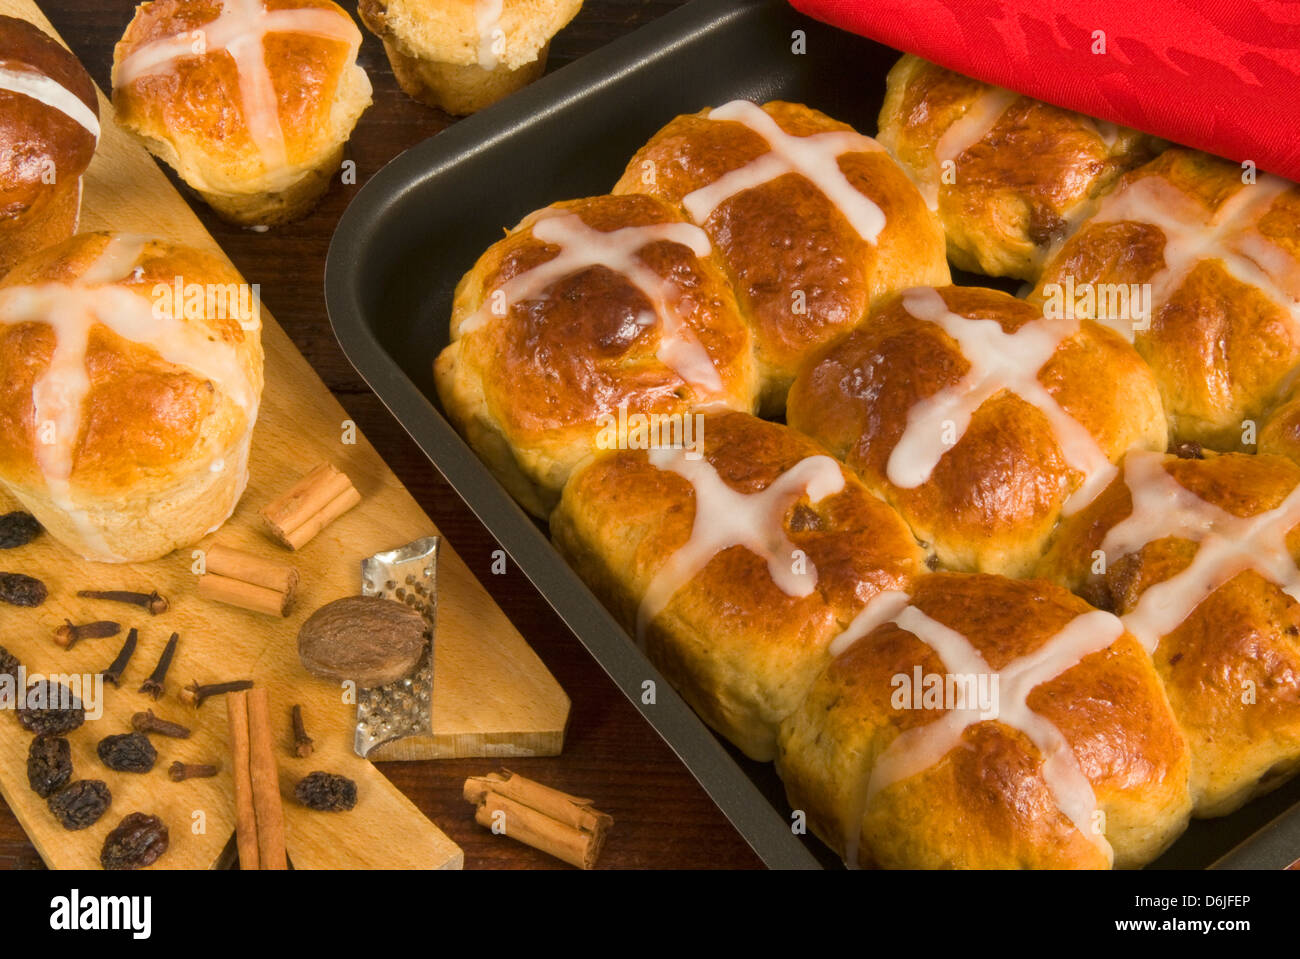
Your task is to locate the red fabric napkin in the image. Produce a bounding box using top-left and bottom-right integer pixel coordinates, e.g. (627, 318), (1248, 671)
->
(789, 0), (1300, 183)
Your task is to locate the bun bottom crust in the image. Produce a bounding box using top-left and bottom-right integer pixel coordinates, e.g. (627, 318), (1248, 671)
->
(6, 427), (253, 564)
(191, 144), (345, 227)
(0, 179), (80, 279)
(380, 37), (548, 115)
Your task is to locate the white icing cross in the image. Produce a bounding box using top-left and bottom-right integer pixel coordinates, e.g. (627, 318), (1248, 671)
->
(682, 99), (888, 244)
(887, 286), (1115, 515)
(114, 0), (361, 169)
(925, 87), (1019, 209)
(0, 65), (99, 140)
(0, 235), (258, 557)
(460, 211), (726, 395)
(635, 448), (845, 641)
(1082, 172), (1299, 338)
(833, 589), (1121, 867)
(1099, 450), (1300, 652)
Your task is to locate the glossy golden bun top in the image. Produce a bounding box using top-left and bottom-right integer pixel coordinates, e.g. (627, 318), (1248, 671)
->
(0, 15), (98, 228)
(1031, 148), (1300, 451)
(1039, 449), (1300, 611)
(111, 0), (370, 196)
(435, 192), (758, 516)
(778, 572), (1190, 869)
(788, 285), (1166, 577)
(1037, 449), (1300, 815)
(878, 54), (1160, 280)
(557, 410), (924, 631)
(614, 99), (949, 411)
(0, 231), (263, 500)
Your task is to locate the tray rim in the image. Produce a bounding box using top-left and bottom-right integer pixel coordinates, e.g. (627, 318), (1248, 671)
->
(325, 0), (1300, 871)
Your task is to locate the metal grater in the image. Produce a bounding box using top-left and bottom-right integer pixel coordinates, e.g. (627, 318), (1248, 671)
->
(353, 536), (440, 758)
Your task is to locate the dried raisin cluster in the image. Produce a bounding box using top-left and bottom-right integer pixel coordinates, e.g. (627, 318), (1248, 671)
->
(295, 771), (358, 811)
(96, 733), (157, 773)
(0, 512), (41, 549)
(17, 682), (85, 735)
(0, 572), (46, 607)
(48, 780), (112, 831)
(100, 813), (168, 870)
(27, 736), (72, 798)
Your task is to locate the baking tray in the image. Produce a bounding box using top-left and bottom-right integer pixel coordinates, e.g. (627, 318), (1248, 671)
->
(325, 0), (1300, 869)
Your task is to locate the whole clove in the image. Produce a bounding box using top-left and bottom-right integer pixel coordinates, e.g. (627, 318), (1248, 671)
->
(291, 704), (314, 758)
(131, 710), (191, 739)
(100, 628), (138, 688)
(53, 619), (120, 650)
(168, 761), (219, 782)
(138, 633), (179, 700)
(77, 589), (169, 616)
(179, 679), (253, 708)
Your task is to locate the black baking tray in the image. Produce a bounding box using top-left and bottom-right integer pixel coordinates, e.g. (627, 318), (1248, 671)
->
(325, 0), (1300, 869)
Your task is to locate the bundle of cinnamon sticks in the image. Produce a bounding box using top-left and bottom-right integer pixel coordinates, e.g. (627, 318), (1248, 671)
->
(464, 770), (613, 869)
(261, 462), (361, 550)
(227, 687), (286, 869)
(198, 544), (298, 617)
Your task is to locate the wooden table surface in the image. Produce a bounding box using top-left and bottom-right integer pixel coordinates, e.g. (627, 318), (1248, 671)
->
(0, 0), (764, 870)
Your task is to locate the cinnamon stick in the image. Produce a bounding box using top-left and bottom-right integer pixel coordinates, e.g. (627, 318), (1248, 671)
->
(197, 544), (298, 616)
(198, 573), (293, 617)
(206, 544), (299, 596)
(225, 692), (259, 870)
(246, 687), (287, 869)
(464, 770), (612, 869)
(260, 462), (361, 550)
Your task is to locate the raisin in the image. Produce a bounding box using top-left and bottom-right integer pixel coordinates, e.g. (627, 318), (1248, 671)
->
(294, 771), (358, 811)
(48, 780), (111, 830)
(17, 681), (85, 735)
(0, 645), (19, 681)
(100, 813), (168, 870)
(0, 572), (46, 607)
(0, 512), (41, 549)
(27, 736), (72, 798)
(96, 732), (157, 773)
(789, 503), (824, 532)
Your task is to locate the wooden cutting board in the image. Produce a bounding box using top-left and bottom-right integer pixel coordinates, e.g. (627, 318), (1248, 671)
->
(0, 0), (570, 869)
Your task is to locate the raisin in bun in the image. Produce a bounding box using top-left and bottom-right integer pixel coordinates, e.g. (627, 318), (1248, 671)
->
(551, 412), (924, 761)
(0, 15), (99, 277)
(0, 232), (264, 562)
(877, 54), (1161, 281)
(613, 100), (949, 414)
(1030, 149), (1300, 451)
(1038, 449), (1300, 817)
(359, 0), (583, 116)
(112, 0), (371, 226)
(778, 573), (1191, 869)
(787, 285), (1166, 577)
(435, 193), (758, 518)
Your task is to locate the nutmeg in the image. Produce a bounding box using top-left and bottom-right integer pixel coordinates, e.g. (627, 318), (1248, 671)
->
(297, 596), (428, 687)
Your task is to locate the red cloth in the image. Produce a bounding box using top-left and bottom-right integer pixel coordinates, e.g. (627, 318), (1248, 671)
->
(789, 0), (1300, 183)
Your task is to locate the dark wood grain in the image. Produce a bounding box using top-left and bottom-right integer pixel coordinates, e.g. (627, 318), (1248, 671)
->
(0, 0), (763, 871)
